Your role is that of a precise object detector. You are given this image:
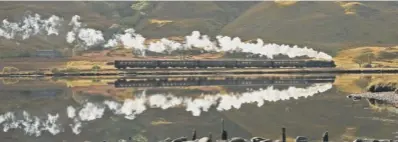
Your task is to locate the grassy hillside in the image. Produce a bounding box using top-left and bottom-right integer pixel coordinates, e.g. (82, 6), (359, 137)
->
(2, 1), (398, 61)
(334, 46), (398, 68)
(135, 1), (258, 38)
(221, 1), (398, 55)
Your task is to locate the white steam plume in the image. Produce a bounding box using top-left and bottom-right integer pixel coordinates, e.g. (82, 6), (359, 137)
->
(0, 13), (332, 60)
(67, 15), (105, 49)
(104, 28), (146, 54)
(184, 31), (216, 51)
(215, 35), (332, 60)
(105, 30), (332, 60)
(0, 13), (63, 40)
(148, 38), (183, 54)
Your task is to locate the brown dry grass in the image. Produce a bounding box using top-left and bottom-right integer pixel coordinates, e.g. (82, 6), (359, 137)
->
(336, 2), (366, 15)
(334, 46), (398, 68)
(334, 74), (398, 94)
(274, 0), (297, 7)
(148, 19), (173, 27)
(334, 74), (370, 93)
(151, 118), (173, 126)
(65, 61), (113, 70)
(0, 58), (69, 71)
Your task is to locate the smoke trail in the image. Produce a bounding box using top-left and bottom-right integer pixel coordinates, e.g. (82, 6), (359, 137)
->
(105, 29), (332, 60)
(0, 13), (63, 40)
(184, 31), (216, 51)
(0, 13), (332, 60)
(215, 35), (333, 60)
(67, 15), (105, 49)
(104, 28), (146, 55)
(147, 38), (183, 54)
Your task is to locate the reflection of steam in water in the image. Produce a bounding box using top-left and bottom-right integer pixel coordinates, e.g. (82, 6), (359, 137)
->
(0, 111), (61, 137)
(0, 83), (332, 136)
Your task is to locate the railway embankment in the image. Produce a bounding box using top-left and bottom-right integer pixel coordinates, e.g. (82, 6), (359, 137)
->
(1, 68), (398, 77)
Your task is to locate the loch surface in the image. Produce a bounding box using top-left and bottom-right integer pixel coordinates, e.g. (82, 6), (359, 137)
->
(0, 74), (397, 142)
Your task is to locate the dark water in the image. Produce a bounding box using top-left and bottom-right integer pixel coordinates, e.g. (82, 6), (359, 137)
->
(0, 75), (397, 142)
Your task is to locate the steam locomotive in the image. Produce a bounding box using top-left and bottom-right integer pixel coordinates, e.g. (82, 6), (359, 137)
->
(114, 59), (336, 69)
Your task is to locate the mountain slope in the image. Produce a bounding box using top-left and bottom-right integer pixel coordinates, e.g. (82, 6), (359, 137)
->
(2, 1), (398, 59)
(221, 1), (398, 55)
(135, 1), (258, 38)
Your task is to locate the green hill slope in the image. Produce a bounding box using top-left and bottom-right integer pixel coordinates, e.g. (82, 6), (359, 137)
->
(134, 1), (258, 38)
(2, 1), (398, 58)
(221, 1), (398, 55)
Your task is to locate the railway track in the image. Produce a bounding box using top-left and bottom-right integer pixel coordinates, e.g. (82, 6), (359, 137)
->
(101, 67), (330, 72)
(116, 67), (278, 71)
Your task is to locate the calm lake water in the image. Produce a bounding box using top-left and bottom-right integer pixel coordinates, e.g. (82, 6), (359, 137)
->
(0, 74), (397, 142)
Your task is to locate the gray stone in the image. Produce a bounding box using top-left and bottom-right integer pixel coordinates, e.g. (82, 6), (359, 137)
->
(295, 136), (308, 142)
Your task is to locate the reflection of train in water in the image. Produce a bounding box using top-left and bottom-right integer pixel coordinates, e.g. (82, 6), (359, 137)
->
(114, 59), (336, 69)
(114, 76), (336, 88)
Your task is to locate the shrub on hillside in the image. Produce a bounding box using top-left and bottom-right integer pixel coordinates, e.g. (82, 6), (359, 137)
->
(2, 67), (19, 74)
(92, 65), (101, 71)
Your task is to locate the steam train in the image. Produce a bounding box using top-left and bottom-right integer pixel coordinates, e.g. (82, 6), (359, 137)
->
(114, 59), (336, 69)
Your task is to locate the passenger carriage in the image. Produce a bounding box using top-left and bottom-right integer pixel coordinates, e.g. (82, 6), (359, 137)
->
(114, 59), (336, 69)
